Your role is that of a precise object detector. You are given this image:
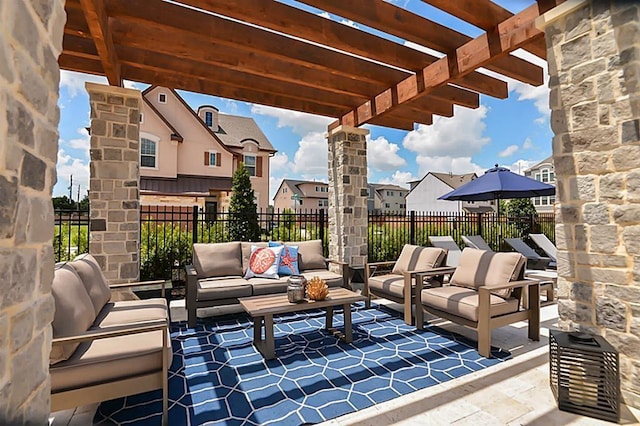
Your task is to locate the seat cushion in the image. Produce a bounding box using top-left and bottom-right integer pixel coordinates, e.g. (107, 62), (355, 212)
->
(50, 329), (171, 393)
(301, 269), (343, 288)
(291, 240), (326, 271)
(392, 245), (446, 275)
(368, 274), (406, 298)
(197, 276), (252, 301)
(68, 253), (112, 316)
(93, 298), (169, 328)
(241, 241), (268, 275)
(250, 277), (290, 296)
(450, 248), (526, 298)
(193, 242), (242, 278)
(51, 264), (97, 365)
(420, 286), (519, 322)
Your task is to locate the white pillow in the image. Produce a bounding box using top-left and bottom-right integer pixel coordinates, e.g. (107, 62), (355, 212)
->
(243, 245), (284, 279)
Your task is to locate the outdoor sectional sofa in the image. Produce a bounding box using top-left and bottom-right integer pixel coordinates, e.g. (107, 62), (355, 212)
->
(50, 254), (171, 424)
(185, 239), (349, 327)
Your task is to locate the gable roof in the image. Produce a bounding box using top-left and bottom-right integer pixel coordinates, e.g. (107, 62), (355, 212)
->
(216, 114), (276, 152)
(431, 172), (477, 189)
(274, 179), (328, 200)
(524, 156), (554, 172)
(142, 97), (183, 142)
(369, 183), (408, 192)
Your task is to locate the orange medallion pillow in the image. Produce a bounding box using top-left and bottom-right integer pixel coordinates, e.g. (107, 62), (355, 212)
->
(243, 245), (284, 279)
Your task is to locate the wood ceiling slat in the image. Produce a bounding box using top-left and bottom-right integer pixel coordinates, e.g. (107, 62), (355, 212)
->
(59, 54), (107, 75)
(427, 86), (479, 109)
(63, 34), (99, 59)
(368, 115), (416, 131)
(79, 0), (121, 86)
(298, 0), (543, 85)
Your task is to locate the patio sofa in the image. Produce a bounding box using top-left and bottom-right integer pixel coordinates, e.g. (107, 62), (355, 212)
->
(185, 240), (349, 327)
(50, 254), (171, 424)
(415, 248), (540, 358)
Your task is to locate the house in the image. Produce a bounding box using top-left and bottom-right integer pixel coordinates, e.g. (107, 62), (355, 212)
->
(138, 86), (276, 211)
(272, 179), (329, 211)
(406, 172), (496, 213)
(367, 184), (408, 214)
(523, 156), (556, 213)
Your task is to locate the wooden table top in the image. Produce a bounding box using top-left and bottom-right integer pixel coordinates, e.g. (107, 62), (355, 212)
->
(239, 287), (366, 317)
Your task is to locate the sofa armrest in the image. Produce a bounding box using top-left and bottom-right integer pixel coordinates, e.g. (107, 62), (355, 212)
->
(109, 280), (167, 298)
(326, 258), (350, 289)
(365, 261), (396, 279)
(479, 278), (539, 292)
(416, 266), (458, 279)
(52, 319), (168, 346)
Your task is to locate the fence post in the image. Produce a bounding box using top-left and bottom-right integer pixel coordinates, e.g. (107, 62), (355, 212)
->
(192, 205), (199, 244)
(477, 212), (483, 238)
(319, 209), (326, 255)
(530, 213), (536, 235)
(409, 210), (416, 245)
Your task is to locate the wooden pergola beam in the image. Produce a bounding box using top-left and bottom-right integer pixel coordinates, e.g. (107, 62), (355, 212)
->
(340, 3), (545, 128)
(79, 0), (121, 86)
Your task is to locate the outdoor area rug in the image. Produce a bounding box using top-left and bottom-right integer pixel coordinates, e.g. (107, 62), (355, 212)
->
(95, 303), (510, 425)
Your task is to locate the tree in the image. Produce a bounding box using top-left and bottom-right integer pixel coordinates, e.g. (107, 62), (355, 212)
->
(52, 195), (76, 210)
(505, 198), (537, 236)
(77, 195), (90, 211)
(228, 163), (260, 241)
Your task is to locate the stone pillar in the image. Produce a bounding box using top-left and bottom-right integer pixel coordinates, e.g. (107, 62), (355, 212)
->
(0, 0), (65, 422)
(327, 125), (369, 268)
(541, 0), (640, 408)
(86, 83), (141, 284)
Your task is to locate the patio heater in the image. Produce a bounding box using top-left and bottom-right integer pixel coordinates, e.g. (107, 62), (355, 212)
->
(549, 329), (620, 423)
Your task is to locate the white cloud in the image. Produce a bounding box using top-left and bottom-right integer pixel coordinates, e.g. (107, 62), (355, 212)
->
(367, 136), (406, 171)
(269, 176), (282, 202)
(66, 127), (90, 156)
(376, 171), (416, 188)
(59, 70), (141, 98)
(250, 104), (333, 136)
(415, 156), (485, 177)
(56, 149), (90, 197)
(270, 152), (290, 172)
(291, 132), (329, 178)
(523, 137), (534, 149)
(404, 41), (445, 58)
(508, 159), (539, 175)
(499, 144), (519, 158)
(403, 105), (490, 158)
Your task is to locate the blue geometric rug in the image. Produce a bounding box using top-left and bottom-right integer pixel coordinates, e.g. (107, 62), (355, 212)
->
(95, 303), (510, 425)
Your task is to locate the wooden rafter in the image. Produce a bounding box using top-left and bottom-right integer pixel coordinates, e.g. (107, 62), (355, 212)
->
(78, 0), (121, 86)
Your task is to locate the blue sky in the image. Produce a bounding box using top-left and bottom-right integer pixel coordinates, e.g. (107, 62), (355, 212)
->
(54, 0), (552, 201)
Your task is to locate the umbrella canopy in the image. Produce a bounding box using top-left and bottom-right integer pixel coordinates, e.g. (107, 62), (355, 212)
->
(438, 165), (555, 202)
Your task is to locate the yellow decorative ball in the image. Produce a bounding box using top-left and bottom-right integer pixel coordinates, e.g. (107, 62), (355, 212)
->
(306, 276), (329, 301)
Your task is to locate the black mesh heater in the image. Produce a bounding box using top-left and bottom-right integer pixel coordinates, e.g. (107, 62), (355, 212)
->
(550, 330), (620, 423)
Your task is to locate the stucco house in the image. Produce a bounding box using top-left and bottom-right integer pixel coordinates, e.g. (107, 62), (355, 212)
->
(523, 156), (556, 213)
(272, 179), (329, 211)
(367, 183), (408, 214)
(138, 86), (276, 211)
(406, 172), (496, 214)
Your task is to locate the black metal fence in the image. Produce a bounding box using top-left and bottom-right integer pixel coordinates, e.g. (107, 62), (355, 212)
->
(54, 206), (555, 281)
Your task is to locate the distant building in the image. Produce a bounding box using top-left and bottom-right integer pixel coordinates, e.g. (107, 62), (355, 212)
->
(138, 86), (276, 211)
(523, 156), (556, 213)
(272, 179), (329, 211)
(406, 172), (496, 213)
(367, 184), (408, 214)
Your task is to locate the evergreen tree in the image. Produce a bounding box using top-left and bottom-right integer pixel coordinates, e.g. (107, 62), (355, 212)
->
(228, 163), (260, 241)
(505, 198), (537, 236)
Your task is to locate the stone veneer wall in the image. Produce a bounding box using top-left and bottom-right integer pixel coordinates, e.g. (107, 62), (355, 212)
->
(544, 0), (640, 408)
(87, 83), (142, 284)
(327, 126), (369, 268)
(0, 0), (65, 422)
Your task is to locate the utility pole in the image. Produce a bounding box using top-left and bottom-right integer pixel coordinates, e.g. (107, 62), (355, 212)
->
(68, 175), (73, 200)
(77, 184), (81, 202)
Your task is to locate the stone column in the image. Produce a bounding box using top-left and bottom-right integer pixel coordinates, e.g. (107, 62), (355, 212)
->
(540, 0), (640, 408)
(327, 125), (369, 269)
(0, 0), (65, 423)
(86, 83), (141, 284)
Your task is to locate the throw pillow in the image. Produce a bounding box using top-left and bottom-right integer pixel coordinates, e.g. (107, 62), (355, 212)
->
(268, 242), (300, 276)
(244, 245), (284, 279)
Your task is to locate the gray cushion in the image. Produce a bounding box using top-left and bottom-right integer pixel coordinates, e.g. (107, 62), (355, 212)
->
(368, 274), (406, 298)
(241, 241), (268, 275)
(392, 245), (446, 275)
(193, 242), (242, 278)
(420, 286), (519, 322)
(69, 253), (112, 316)
(450, 248), (526, 298)
(93, 298), (169, 328)
(250, 277), (290, 296)
(51, 264), (96, 365)
(300, 269), (343, 288)
(197, 276), (252, 301)
(291, 240), (326, 271)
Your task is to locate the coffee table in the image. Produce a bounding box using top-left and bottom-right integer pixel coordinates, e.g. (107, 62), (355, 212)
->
(239, 287), (366, 360)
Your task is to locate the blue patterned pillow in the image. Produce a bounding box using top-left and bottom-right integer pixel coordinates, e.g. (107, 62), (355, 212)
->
(268, 242), (300, 276)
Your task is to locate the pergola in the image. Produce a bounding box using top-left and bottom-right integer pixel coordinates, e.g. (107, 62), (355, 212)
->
(60, 0), (561, 131)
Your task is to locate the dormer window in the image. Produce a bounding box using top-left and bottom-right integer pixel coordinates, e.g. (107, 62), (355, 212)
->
(158, 93), (167, 103)
(205, 111), (213, 127)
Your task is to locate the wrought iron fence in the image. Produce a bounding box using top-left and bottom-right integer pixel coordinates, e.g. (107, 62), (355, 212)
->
(53, 206), (555, 281)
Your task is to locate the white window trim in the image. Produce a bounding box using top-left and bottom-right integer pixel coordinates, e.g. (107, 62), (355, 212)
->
(208, 150), (219, 167)
(140, 132), (160, 170)
(244, 154), (257, 177)
(158, 93), (167, 104)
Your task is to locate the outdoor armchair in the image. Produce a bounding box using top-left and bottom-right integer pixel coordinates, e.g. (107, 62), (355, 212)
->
(504, 237), (556, 270)
(428, 236), (462, 267)
(364, 244), (451, 325)
(529, 233), (558, 262)
(415, 248), (541, 358)
(461, 235), (493, 251)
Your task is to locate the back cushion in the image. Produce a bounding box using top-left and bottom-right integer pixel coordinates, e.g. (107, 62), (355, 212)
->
(451, 248), (525, 298)
(241, 241), (268, 274)
(193, 242), (242, 278)
(291, 240), (326, 271)
(50, 264), (96, 364)
(68, 254), (111, 316)
(392, 245), (446, 275)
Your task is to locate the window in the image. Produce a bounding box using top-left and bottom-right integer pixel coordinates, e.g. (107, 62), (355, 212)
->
(541, 197), (549, 205)
(385, 203), (390, 208)
(550, 171), (555, 181)
(139, 113), (143, 124)
(244, 155), (256, 176)
(208, 151), (219, 167)
(541, 169), (550, 183)
(316, 186), (328, 192)
(158, 93), (167, 103)
(141, 138), (157, 168)
(550, 196), (556, 204)
(318, 199), (328, 207)
(283, 187), (288, 193)
(386, 191), (394, 196)
(400, 204), (405, 209)
(534, 197), (541, 206)
(534, 173), (541, 181)
(205, 111), (213, 127)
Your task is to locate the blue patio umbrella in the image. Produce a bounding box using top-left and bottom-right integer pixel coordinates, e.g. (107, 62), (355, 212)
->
(438, 164), (556, 216)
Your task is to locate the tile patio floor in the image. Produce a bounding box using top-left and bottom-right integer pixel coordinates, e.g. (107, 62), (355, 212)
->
(50, 300), (640, 426)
